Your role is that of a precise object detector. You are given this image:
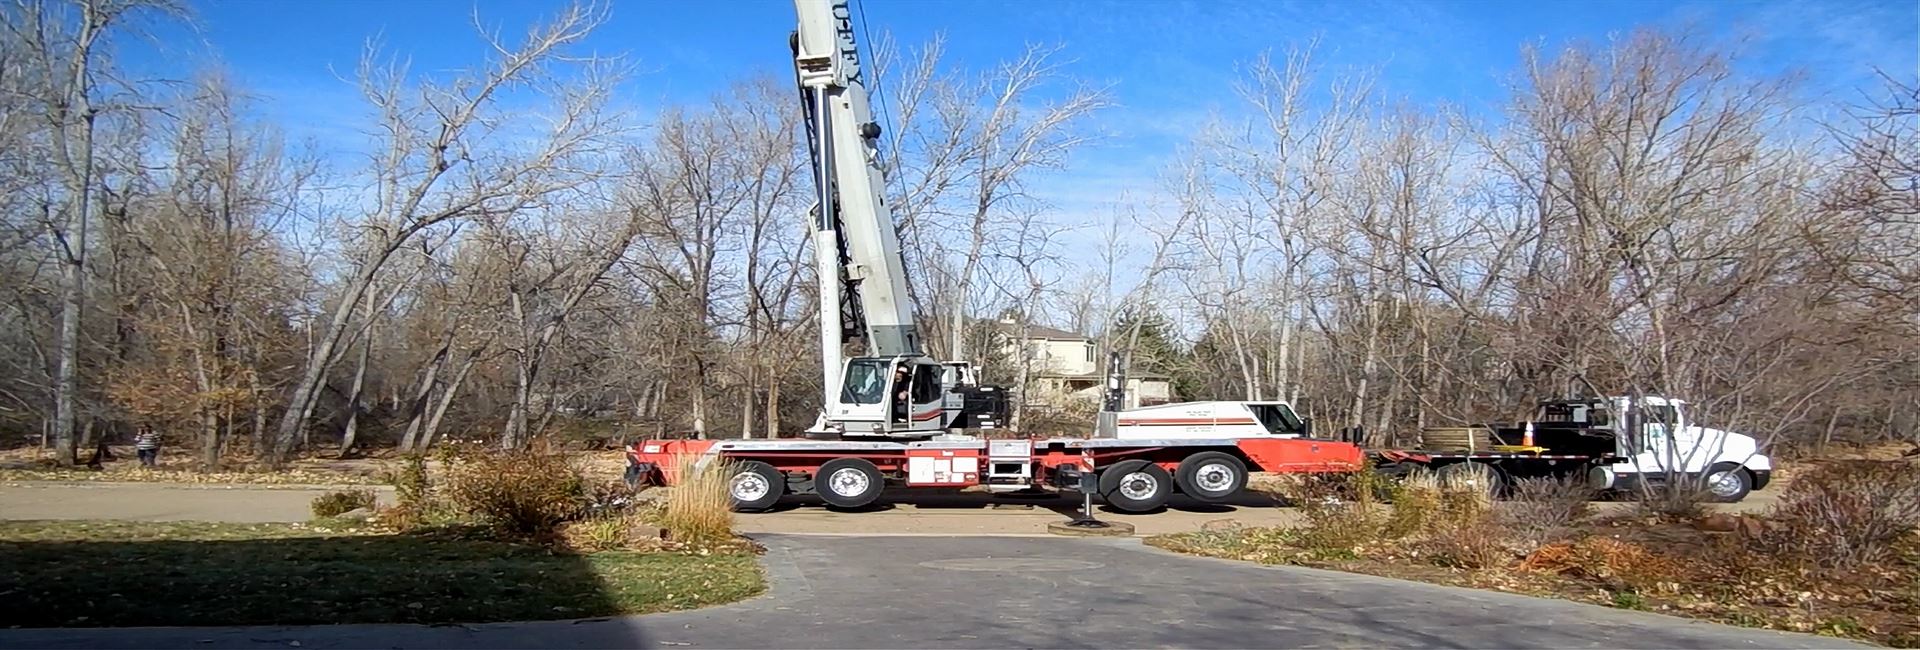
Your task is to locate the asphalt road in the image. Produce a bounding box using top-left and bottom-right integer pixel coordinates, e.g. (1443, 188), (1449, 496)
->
(0, 534), (1861, 649)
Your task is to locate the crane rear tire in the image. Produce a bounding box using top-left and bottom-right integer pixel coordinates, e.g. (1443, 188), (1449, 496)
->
(1175, 451), (1248, 503)
(816, 458), (884, 509)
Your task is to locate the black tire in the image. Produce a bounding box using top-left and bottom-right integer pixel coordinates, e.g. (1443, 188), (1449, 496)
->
(1175, 451), (1248, 503)
(726, 461), (784, 512)
(815, 458), (885, 509)
(1702, 463), (1753, 503)
(1098, 459), (1173, 513)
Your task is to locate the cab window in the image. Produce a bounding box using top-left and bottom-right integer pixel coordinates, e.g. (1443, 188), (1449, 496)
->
(912, 364), (943, 403)
(839, 359), (889, 405)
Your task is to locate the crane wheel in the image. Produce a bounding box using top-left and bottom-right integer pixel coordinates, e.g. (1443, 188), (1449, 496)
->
(1175, 451), (1248, 503)
(1098, 459), (1172, 513)
(727, 461), (784, 512)
(816, 458), (885, 509)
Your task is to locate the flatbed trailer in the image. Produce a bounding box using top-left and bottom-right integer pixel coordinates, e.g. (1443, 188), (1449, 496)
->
(624, 427), (1771, 511)
(624, 435), (1366, 513)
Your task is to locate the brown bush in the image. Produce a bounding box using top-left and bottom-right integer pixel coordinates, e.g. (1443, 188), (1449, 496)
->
(1425, 519), (1518, 569)
(657, 454), (737, 546)
(1763, 460), (1920, 569)
(310, 489), (376, 518)
(442, 447), (590, 539)
(1633, 480), (1712, 521)
(1500, 475), (1593, 547)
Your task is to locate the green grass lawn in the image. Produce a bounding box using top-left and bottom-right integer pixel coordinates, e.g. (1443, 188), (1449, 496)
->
(0, 520), (764, 628)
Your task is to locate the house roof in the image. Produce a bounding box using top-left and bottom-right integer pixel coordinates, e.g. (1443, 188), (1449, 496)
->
(1032, 369), (1170, 380)
(985, 319), (1089, 341)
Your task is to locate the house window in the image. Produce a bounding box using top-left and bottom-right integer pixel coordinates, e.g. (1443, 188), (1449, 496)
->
(1084, 343), (1094, 363)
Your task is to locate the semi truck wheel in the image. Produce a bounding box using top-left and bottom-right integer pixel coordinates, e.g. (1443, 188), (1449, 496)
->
(727, 461), (784, 512)
(1175, 451), (1248, 502)
(1704, 463), (1752, 503)
(1099, 459), (1172, 513)
(816, 458), (884, 509)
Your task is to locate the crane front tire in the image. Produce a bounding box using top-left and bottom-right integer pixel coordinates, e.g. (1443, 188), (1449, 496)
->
(1099, 459), (1173, 513)
(726, 461), (784, 512)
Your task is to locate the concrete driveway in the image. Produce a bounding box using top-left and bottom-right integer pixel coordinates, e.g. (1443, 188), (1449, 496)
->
(0, 534), (1862, 649)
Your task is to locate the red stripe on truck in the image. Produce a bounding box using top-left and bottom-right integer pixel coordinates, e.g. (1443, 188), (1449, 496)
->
(1117, 418), (1259, 426)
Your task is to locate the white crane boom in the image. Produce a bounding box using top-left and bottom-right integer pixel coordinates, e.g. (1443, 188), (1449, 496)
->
(790, 0), (1006, 439)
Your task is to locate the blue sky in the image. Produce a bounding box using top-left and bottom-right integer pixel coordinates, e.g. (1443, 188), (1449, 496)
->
(132, 0), (1917, 278)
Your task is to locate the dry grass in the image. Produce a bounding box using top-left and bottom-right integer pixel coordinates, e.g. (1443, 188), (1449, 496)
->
(1384, 468), (1442, 537)
(658, 454), (737, 546)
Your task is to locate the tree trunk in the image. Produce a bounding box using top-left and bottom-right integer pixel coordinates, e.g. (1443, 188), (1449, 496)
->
(338, 335), (373, 459)
(765, 380), (781, 439)
(269, 268), (383, 465)
(422, 352), (480, 450)
(691, 359), (708, 439)
(250, 370), (267, 456)
(398, 338), (451, 452)
(740, 368), (755, 439)
(200, 409), (219, 471)
(503, 356), (533, 448)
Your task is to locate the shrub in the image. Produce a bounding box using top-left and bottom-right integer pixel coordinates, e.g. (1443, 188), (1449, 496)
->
(310, 489), (377, 518)
(1435, 464), (1494, 523)
(1426, 518), (1517, 569)
(1385, 468), (1442, 539)
(384, 453), (431, 509)
(1290, 471), (1390, 554)
(1500, 475), (1593, 547)
(657, 454), (737, 546)
(1763, 460), (1920, 569)
(443, 447), (590, 539)
(1633, 477), (1712, 521)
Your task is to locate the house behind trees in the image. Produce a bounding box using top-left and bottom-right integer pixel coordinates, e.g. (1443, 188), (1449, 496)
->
(989, 319), (1173, 411)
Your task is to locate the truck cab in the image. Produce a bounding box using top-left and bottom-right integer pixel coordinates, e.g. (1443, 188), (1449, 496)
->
(1542, 396), (1773, 501)
(1100, 401), (1311, 440)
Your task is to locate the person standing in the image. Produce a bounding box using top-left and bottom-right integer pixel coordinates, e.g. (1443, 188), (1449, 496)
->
(133, 424), (160, 467)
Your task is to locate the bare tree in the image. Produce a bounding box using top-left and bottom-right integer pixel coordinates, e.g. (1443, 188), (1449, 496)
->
(264, 3), (621, 464)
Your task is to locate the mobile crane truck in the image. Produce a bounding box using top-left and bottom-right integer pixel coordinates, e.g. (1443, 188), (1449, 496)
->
(622, 0), (1774, 512)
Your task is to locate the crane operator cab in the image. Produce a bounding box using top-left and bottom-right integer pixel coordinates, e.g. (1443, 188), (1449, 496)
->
(809, 355), (1008, 439)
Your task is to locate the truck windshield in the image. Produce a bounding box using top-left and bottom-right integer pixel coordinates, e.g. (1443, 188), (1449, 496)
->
(839, 359), (890, 405)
